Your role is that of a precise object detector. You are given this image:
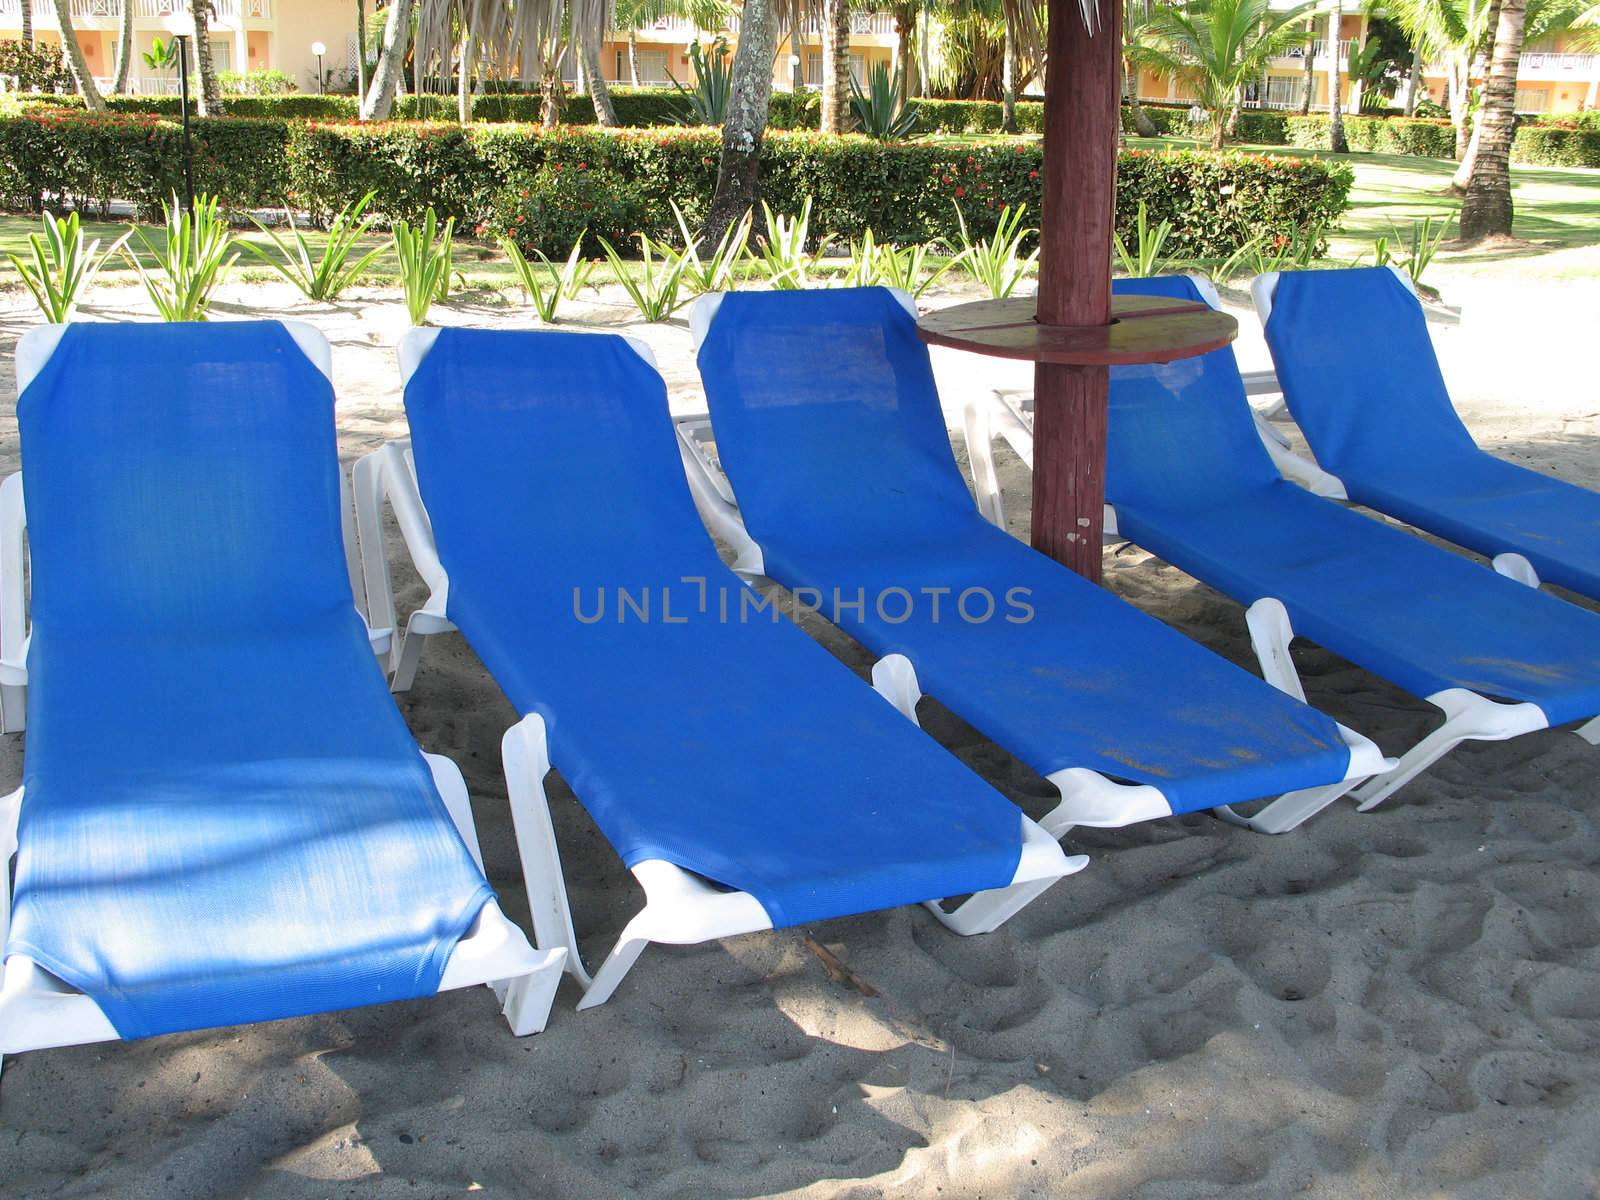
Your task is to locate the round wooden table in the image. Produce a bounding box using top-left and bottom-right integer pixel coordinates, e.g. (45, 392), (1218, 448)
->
(917, 294), (1238, 579)
(917, 294), (1238, 367)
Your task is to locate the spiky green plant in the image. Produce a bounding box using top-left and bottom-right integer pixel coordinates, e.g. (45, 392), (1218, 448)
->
(953, 203), (1038, 299)
(668, 37), (734, 125)
(1113, 201), (1183, 277)
(598, 234), (688, 321)
(125, 194), (239, 322)
(752, 198), (820, 290)
(242, 190), (389, 301)
(671, 201), (749, 294)
(6, 210), (129, 323)
(393, 209), (455, 326)
(849, 61), (919, 142)
(501, 232), (590, 322)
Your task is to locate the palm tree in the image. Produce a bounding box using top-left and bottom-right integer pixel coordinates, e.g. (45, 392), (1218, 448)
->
(357, 0), (369, 99)
(1299, 13), (1316, 111)
(821, 0), (852, 130)
(364, 0), (416, 118)
(1458, 0), (1525, 239)
(1124, 0), (1158, 136)
(702, 0), (777, 242)
(113, 0), (135, 93)
(53, 1), (105, 111)
(192, 1), (223, 115)
(1327, 0), (1347, 150)
(1384, 0), (1491, 159)
(20, 0), (32, 46)
(1449, 0), (1587, 186)
(1135, 0), (1315, 148)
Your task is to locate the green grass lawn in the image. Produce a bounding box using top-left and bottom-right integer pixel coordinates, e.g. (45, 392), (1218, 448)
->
(1126, 135), (1600, 280)
(2, 143), (1596, 298)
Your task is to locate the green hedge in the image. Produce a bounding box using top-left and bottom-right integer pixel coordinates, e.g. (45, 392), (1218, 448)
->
(1286, 114), (1456, 157)
(0, 113), (1353, 259)
(1525, 111), (1600, 132)
(1511, 125), (1600, 168)
(0, 110), (291, 217)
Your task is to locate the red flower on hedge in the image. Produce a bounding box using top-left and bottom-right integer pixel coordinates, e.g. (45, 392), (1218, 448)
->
(954, 186), (965, 198)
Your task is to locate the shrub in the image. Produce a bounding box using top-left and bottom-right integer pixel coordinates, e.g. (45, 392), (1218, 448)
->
(1511, 125), (1600, 168)
(0, 110), (290, 217)
(1287, 114), (1455, 157)
(0, 115), (1353, 260)
(0, 42), (73, 92)
(219, 69), (298, 95)
(1234, 111), (1288, 145)
(1121, 104), (1188, 136)
(485, 160), (649, 256)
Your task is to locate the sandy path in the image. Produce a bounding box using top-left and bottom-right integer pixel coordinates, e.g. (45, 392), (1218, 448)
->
(0, 275), (1596, 1200)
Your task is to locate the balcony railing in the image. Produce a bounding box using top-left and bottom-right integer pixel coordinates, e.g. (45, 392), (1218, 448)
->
(1520, 51), (1597, 74)
(802, 11), (897, 36)
(0, 0), (270, 19)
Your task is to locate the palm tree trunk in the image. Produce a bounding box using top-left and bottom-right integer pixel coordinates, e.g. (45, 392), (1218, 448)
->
(54, 4), (105, 110)
(894, 3), (914, 103)
(1458, 0), (1524, 240)
(357, 0), (368, 101)
(702, 0), (775, 245)
(192, 2), (222, 115)
(363, 0), (415, 120)
(1402, 47), (1421, 114)
(1001, 0), (1019, 132)
(1300, 17), (1315, 113)
(20, 0), (32, 46)
(1449, 60), (1470, 156)
(627, 30), (640, 84)
(540, 60), (562, 126)
(791, 0), (805, 92)
(1452, 0), (1501, 189)
(113, 0), (135, 93)
(584, 40), (618, 124)
(919, 5), (930, 97)
(821, 0), (850, 131)
(457, 30), (472, 124)
(1327, 3), (1347, 151)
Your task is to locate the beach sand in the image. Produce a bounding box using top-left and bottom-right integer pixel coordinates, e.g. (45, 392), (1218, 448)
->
(0, 270), (1596, 1199)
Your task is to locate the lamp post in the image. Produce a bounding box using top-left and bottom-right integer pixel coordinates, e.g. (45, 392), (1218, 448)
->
(173, 34), (194, 215)
(312, 41), (326, 95)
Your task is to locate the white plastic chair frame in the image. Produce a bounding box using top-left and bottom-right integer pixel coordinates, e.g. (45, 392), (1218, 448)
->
(1252, 269), (1600, 750)
(684, 293), (1389, 836)
(352, 327), (1080, 1011)
(951, 279), (1573, 809)
(0, 323), (567, 1078)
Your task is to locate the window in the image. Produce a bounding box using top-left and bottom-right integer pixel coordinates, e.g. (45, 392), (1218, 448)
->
(1264, 76), (1300, 109)
(616, 48), (670, 85)
(1515, 87), (1551, 112)
(805, 51), (865, 88)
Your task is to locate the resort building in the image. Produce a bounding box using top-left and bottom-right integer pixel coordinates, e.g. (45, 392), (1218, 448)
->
(0, 0), (351, 94)
(1, 0), (1592, 114)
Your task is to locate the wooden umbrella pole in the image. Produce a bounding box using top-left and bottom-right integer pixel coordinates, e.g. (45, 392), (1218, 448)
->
(1031, 0), (1123, 580)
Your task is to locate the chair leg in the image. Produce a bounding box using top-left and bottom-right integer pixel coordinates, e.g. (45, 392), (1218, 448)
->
(1351, 689), (1546, 811)
(962, 397), (1006, 528)
(1578, 717), (1600, 746)
(389, 621), (429, 694)
(500, 716), (591, 990)
(1213, 782), (1355, 835)
(871, 654), (923, 726)
(496, 952), (569, 1035)
(352, 451), (399, 676)
(573, 926), (652, 1011)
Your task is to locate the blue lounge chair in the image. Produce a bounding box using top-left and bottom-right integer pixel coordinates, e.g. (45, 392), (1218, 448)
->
(688, 287), (1388, 836)
(0, 323), (567, 1075)
(965, 274), (1600, 801)
(352, 328), (1077, 1011)
(1254, 266), (1600, 604)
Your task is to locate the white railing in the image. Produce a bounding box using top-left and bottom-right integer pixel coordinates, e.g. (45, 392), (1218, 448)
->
(803, 11), (896, 36)
(1519, 51), (1597, 74)
(1310, 39), (1357, 61)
